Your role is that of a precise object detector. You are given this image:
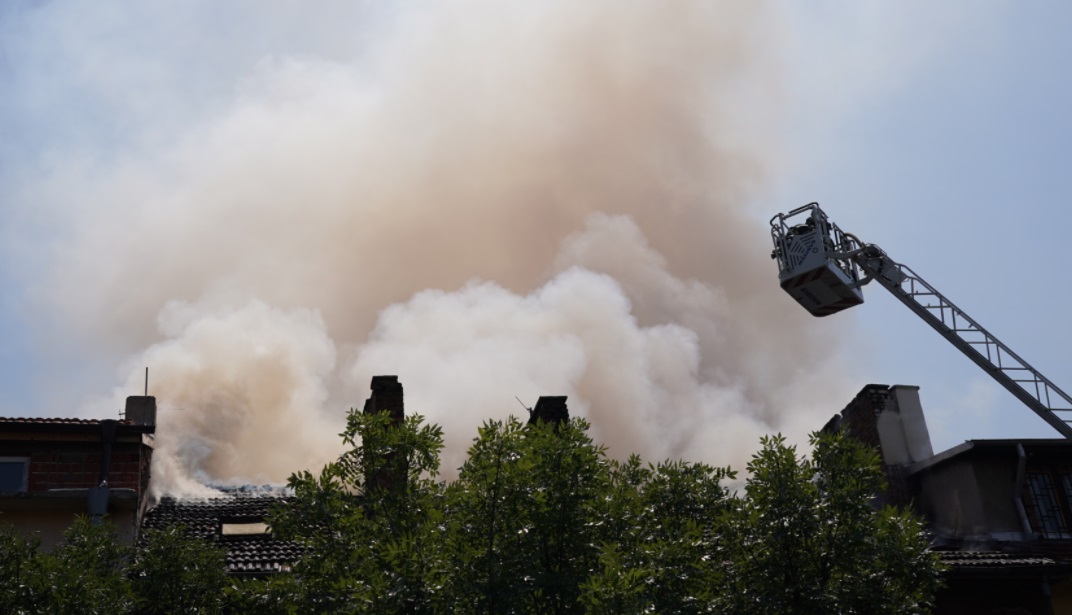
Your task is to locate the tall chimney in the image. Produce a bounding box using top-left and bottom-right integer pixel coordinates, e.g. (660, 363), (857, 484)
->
(528, 396), (569, 425)
(823, 384), (933, 507)
(362, 376), (406, 493)
(125, 396), (157, 426)
(363, 376), (404, 422)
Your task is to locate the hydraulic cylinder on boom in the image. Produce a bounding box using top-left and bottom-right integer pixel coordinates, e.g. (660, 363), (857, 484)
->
(770, 202), (1072, 439)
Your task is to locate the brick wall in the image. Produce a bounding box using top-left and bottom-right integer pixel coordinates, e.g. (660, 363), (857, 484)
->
(837, 384), (888, 449)
(831, 384), (915, 508)
(26, 444), (147, 493)
(137, 445), (152, 495)
(107, 449), (145, 491)
(28, 449), (98, 491)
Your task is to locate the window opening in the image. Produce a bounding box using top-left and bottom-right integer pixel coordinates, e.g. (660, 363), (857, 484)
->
(0, 457), (29, 492)
(1023, 467), (1072, 538)
(221, 522), (269, 536)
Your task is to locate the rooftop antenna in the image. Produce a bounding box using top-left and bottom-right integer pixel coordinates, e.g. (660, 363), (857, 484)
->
(514, 396), (532, 417)
(144, 367), (149, 396)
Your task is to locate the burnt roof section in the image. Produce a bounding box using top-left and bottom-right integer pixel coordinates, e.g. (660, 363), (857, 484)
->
(141, 493), (302, 576)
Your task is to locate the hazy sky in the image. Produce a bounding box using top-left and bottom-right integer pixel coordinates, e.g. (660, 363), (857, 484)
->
(1, 1), (1070, 490)
(773, 1), (1072, 449)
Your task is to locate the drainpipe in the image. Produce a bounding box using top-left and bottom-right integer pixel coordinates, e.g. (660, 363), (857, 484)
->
(87, 420), (117, 524)
(1014, 443), (1034, 538)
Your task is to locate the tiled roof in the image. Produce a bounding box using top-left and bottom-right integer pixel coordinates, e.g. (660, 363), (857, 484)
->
(0, 417), (133, 425)
(0, 416), (153, 435)
(937, 550), (1059, 568)
(141, 493), (303, 576)
(224, 535), (304, 575)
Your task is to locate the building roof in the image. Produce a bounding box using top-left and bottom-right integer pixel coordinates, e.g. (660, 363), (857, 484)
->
(0, 417), (126, 425)
(0, 416), (155, 435)
(141, 492), (303, 576)
(932, 548), (1072, 580)
(909, 438), (1072, 475)
(937, 550), (1059, 568)
(929, 536), (1072, 578)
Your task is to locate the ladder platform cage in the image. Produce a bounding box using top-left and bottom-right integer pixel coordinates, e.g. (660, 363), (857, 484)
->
(770, 203), (864, 317)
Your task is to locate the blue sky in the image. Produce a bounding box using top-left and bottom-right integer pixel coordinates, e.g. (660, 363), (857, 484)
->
(772, 2), (1072, 449)
(2, 1), (1071, 466)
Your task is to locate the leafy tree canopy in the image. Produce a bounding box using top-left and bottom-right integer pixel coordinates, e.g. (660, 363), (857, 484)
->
(0, 410), (943, 614)
(270, 410), (942, 614)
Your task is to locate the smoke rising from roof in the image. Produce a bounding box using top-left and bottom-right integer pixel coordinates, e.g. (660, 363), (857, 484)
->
(10, 1), (857, 495)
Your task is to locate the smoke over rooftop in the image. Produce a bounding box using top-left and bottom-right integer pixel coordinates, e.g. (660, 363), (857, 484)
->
(5, 0), (857, 496)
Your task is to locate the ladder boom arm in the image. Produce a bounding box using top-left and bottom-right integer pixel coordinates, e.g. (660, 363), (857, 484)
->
(853, 246), (1072, 439)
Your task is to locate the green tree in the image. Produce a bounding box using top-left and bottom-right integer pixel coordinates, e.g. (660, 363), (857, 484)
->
(582, 457), (734, 615)
(270, 411), (942, 615)
(514, 418), (605, 615)
(130, 524), (228, 614)
(35, 517), (134, 615)
(270, 410), (448, 614)
(634, 458), (734, 613)
(221, 576), (303, 615)
(0, 521), (45, 614)
(446, 417), (607, 615)
(0, 517), (240, 615)
(443, 417), (531, 614)
(715, 432), (943, 615)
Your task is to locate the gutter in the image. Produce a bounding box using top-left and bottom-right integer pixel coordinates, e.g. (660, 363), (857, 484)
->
(88, 419), (117, 524)
(1014, 443), (1035, 538)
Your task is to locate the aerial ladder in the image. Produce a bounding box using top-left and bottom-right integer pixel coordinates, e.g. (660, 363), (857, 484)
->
(770, 202), (1072, 439)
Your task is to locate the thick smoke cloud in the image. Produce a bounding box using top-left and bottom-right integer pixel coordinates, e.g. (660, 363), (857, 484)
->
(105, 300), (340, 496)
(9, 0), (857, 495)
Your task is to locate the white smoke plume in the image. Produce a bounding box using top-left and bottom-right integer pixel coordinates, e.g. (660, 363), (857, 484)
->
(10, 0), (859, 495)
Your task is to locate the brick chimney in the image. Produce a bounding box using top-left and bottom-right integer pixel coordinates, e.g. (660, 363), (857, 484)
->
(528, 396), (569, 425)
(823, 384), (933, 507)
(362, 376), (405, 493)
(363, 376), (404, 422)
(124, 396), (157, 426)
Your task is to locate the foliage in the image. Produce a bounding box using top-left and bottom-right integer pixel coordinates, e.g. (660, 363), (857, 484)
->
(0, 517), (231, 615)
(269, 411), (940, 615)
(36, 517), (135, 615)
(714, 432), (943, 615)
(0, 416), (943, 614)
(270, 410), (448, 613)
(130, 524), (228, 614)
(221, 576), (304, 615)
(0, 521), (45, 614)
(441, 417), (531, 614)
(0, 518), (133, 615)
(581, 456), (735, 614)
(445, 417), (607, 615)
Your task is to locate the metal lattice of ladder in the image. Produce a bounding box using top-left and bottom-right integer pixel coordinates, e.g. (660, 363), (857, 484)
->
(854, 249), (1072, 439)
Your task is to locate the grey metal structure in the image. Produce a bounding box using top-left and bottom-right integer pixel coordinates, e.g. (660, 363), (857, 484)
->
(771, 202), (1072, 439)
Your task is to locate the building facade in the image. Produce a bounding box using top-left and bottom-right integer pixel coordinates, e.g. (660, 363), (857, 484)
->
(0, 396), (156, 547)
(828, 384), (1072, 615)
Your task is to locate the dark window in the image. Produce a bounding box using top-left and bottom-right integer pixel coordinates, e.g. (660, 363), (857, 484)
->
(0, 458), (29, 492)
(1023, 467), (1072, 538)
